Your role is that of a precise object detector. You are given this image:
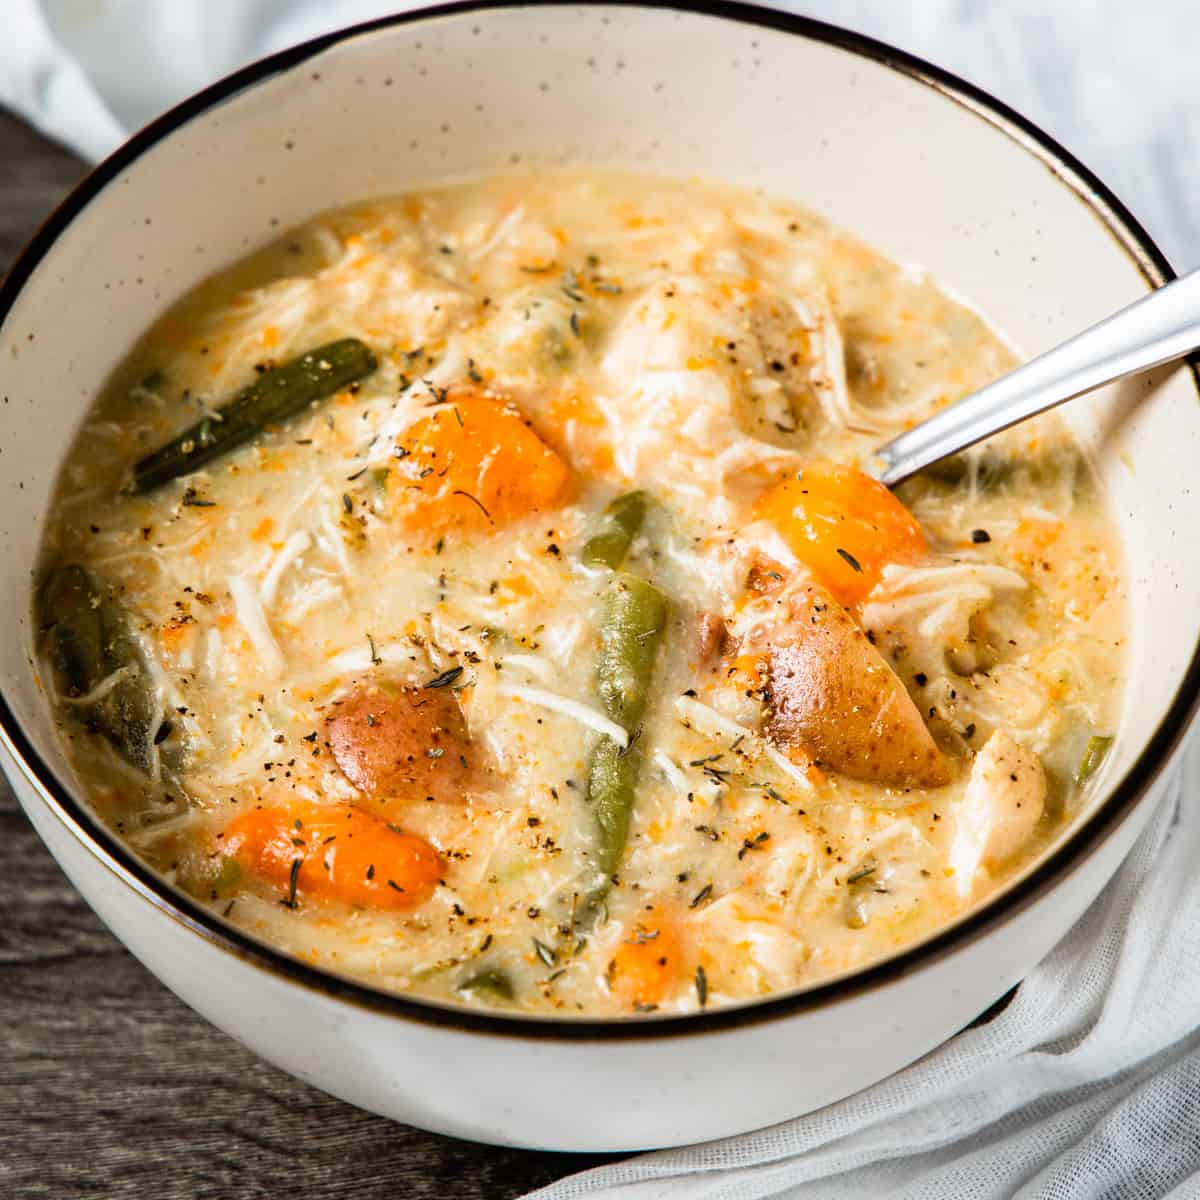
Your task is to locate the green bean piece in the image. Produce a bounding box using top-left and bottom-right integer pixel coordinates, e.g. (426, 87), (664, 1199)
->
(588, 737), (640, 882)
(1075, 734), (1114, 786)
(130, 338), (378, 492)
(37, 565), (159, 771)
(457, 966), (516, 1002)
(580, 491), (648, 570)
(38, 565), (105, 697)
(897, 449), (1016, 504)
(585, 573), (668, 889)
(211, 856), (242, 896)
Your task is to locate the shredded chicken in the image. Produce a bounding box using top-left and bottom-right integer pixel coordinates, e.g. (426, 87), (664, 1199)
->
(949, 731), (1047, 896)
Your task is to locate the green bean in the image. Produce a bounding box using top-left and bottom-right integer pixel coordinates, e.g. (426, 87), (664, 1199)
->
(900, 445), (1089, 505)
(587, 737), (640, 883)
(580, 491), (648, 570)
(211, 856), (242, 896)
(457, 966), (515, 1002)
(39, 565), (105, 696)
(594, 574), (668, 732)
(129, 338), (377, 492)
(895, 450), (1012, 502)
(1075, 734), (1114, 786)
(37, 565), (160, 771)
(585, 573), (668, 890)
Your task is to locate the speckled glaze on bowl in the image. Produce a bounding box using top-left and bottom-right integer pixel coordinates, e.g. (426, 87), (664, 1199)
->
(2, 1), (1197, 1152)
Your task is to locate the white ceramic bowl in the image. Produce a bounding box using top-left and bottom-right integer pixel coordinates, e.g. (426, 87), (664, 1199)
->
(3, 2), (1198, 1153)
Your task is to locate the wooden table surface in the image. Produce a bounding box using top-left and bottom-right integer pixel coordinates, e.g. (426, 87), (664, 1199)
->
(0, 109), (612, 1200)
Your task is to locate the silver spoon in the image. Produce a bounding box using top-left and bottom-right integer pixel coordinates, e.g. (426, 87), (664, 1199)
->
(873, 266), (1200, 487)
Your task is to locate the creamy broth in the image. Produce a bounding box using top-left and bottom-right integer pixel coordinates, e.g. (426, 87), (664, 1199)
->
(37, 171), (1125, 1014)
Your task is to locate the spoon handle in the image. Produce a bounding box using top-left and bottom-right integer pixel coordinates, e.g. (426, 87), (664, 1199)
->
(874, 265), (1200, 487)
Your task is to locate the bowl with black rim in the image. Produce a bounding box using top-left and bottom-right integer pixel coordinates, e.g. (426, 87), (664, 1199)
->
(2, 1), (1195, 1150)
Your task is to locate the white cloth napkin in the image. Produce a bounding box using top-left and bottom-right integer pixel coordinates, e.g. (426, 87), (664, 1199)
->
(5, 4), (1200, 1196)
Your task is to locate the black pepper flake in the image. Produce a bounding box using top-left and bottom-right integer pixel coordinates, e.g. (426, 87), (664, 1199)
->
(760, 783), (787, 805)
(689, 883), (713, 909)
(695, 964), (708, 1008)
(281, 857), (301, 908)
(387, 879), (405, 894)
(425, 665), (464, 689)
(342, 493), (353, 514)
(180, 486), (216, 507)
(914, 672), (928, 687)
(971, 529), (992, 544)
(560, 270), (584, 302)
(836, 548), (863, 573)
(738, 831), (771, 860)
(366, 864), (376, 880)
(452, 489), (493, 522)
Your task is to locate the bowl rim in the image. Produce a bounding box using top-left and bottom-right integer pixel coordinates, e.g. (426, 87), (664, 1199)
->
(3, 0), (1197, 1042)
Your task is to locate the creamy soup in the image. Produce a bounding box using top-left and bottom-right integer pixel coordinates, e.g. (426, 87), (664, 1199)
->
(37, 170), (1124, 1015)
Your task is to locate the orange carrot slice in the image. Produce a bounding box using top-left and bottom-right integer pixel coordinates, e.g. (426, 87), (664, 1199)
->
(392, 391), (569, 535)
(753, 460), (926, 605)
(608, 907), (685, 1009)
(220, 800), (441, 911)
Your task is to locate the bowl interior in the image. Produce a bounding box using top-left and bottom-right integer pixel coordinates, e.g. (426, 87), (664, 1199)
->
(1, 2), (1195, 999)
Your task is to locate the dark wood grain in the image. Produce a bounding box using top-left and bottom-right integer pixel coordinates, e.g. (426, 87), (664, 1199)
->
(0, 109), (612, 1200)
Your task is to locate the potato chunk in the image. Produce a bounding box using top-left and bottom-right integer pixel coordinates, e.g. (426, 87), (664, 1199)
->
(765, 581), (951, 788)
(326, 684), (478, 804)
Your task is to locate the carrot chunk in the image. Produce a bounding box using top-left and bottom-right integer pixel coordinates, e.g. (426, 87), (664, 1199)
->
(221, 800), (441, 910)
(392, 391), (569, 534)
(753, 460), (926, 606)
(608, 907), (685, 1009)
